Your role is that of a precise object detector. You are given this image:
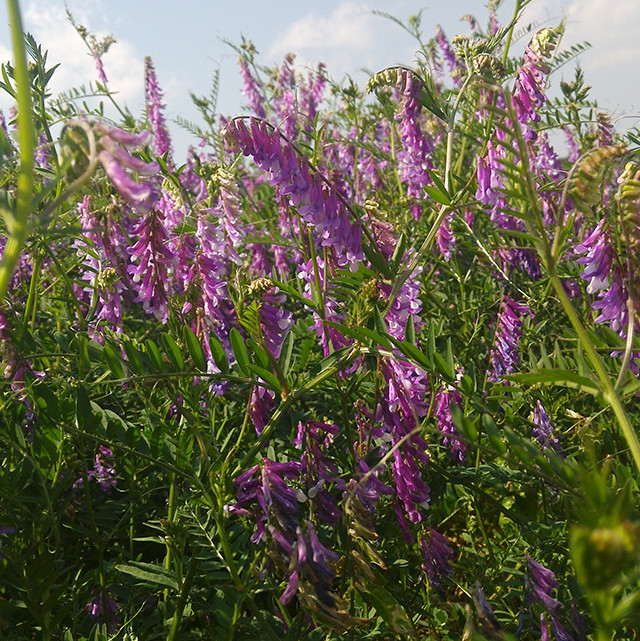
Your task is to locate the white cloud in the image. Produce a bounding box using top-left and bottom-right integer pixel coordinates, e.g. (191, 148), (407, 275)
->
(518, 0), (640, 123)
(1, 1), (144, 115)
(269, 3), (374, 57)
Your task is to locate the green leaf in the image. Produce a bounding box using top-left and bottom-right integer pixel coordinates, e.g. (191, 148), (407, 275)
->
(145, 339), (164, 372)
(246, 364), (281, 393)
(357, 583), (416, 636)
(424, 184), (451, 206)
(433, 352), (455, 381)
(504, 369), (600, 396)
(184, 327), (207, 371)
(103, 342), (124, 379)
(123, 338), (145, 374)
(209, 336), (229, 374)
(115, 562), (179, 590)
(161, 333), (185, 371)
(230, 328), (250, 375)
(326, 321), (392, 351)
(278, 330), (295, 376)
(386, 335), (432, 370)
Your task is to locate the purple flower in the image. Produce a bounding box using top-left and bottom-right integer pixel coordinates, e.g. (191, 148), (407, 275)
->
(564, 127), (581, 163)
(512, 29), (559, 141)
(526, 556), (561, 614)
(254, 284), (293, 359)
(393, 69), (436, 219)
(94, 124), (159, 213)
(127, 202), (176, 323)
(295, 420), (344, 524)
(86, 588), (119, 631)
(434, 384), (466, 463)
(223, 117), (362, 270)
(488, 295), (533, 383)
(419, 528), (453, 589)
(532, 401), (562, 452)
(379, 267), (423, 342)
(75, 445), (117, 493)
(575, 219), (613, 294)
(145, 57), (173, 160)
(591, 267), (628, 333)
(436, 26), (463, 86)
(379, 357), (431, 524)
(239, 55), (267, 119)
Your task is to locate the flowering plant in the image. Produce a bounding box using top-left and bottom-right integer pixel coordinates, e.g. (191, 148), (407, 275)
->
(0, 0), (639, 639)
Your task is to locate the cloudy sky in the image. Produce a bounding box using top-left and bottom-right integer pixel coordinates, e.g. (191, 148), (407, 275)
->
(0, 0), (638, 158)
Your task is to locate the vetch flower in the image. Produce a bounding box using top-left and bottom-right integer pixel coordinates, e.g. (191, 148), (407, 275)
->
(127, 200), (176, 323)
(532, 401), (562, 453)
(511, 28), (560, 141)
(419, 528), (453, 589)
(145, 57), (173, 161)
(575, 219), (613, 294)
(75, 445), (117, 493)
(86, 588), (120, 631)
(488, 295), (533, 383)
(238, 54), (267, 119)
(93, 122), (160, 212)
(434, 384), (466, 463)
(223, 117), (362, 270)
(526, 556), (561, 615)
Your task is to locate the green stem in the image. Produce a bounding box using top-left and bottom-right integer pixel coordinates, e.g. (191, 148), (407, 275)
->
(166, 557), (198, 641)
(0, 0), (35, 300)
(549, 268), (640, 475)
(501, 0), (523, 65)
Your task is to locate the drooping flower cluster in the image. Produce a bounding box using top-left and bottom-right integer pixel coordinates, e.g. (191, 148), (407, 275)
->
(378, 357), (431, 526)
(223, 117), (363, 270)
(229, 458), (341, 609)
(94, 123), (160, 212)
(419, 528), (453, 590)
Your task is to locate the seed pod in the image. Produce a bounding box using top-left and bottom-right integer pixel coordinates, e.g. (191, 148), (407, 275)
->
(616, 161), (640, 303)
(569, 143), (627, 212)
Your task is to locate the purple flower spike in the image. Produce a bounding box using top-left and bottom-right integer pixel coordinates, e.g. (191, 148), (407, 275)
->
(223, 117), (362, 270)
(488, 295), (533, 383)
(575, 219), (612, 294)
(145, 56), (173, 160)
(512, 29), (559, 140)
(239, 56), (267, 119)
(532, 401), (562, 453)
(434, 384), (467, 463)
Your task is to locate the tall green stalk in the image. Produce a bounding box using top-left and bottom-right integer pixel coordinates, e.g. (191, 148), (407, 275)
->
(0, 0), (35, 299)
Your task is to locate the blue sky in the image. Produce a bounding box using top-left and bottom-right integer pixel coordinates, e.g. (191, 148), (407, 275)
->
(0, 0), (638, 158)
